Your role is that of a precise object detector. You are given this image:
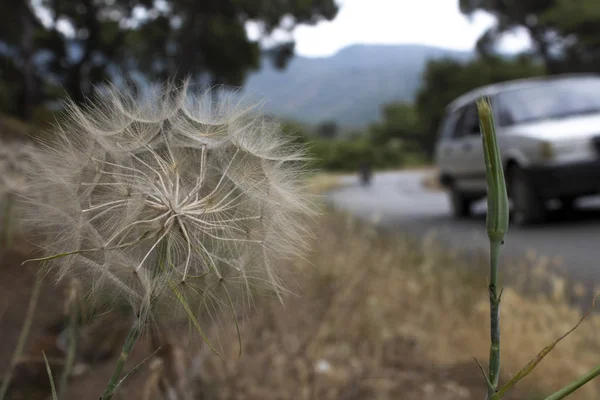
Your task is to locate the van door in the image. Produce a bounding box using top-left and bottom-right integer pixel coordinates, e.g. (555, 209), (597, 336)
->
(434, 108), (463, 181)
(451, 102), (487, 193)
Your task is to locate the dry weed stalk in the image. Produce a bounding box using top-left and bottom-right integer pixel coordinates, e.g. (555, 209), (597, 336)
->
(0, 271), (43, 400)
(0, 140), (34, 248)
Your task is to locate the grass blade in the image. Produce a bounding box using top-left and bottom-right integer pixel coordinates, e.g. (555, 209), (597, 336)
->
(492, 294), (599, 399)
(543, 363), (600, 400)
(100, 318), (142, 400)
(117, 347), (162, 388)
(159, 237), (222, 358)
(167, 280), (222, 357)
(0, 271), (43, 400)
(102, 347), (162, 399)
(21, 235), (152, 266)
(43, 351), (59, 400)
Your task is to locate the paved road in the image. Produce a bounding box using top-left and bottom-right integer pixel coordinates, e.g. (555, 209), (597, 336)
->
(328, 170), (600, 285)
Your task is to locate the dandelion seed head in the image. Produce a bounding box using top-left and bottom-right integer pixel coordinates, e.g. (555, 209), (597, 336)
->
(21, 80), (317, 325)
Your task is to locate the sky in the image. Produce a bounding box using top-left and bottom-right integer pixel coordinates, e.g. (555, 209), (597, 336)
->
(33, 0), (533, 59)
(286, 0), (533, 57)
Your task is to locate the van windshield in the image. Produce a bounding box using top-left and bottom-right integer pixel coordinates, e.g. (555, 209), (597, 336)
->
(495, 78), (600, 126)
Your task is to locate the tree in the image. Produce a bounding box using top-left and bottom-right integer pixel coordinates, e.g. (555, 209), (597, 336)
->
(459, 0), (566, 73)
(0, 0), (337, 118)
(415, 56), (545, 156)
(460, 0), (600, 73)
(316, 120), (338, 139)
(539, 0), (600, 72)
(369, 103), (422, 151)
(127, 0), (336, 86)
(35, 0), (141, 106)
(0, 1), (43, 120)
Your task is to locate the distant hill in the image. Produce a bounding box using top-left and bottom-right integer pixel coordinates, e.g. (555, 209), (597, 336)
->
(241, 44), (473, 128)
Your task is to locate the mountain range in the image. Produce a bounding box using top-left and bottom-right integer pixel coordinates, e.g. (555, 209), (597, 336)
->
(241, 44), (473, 128)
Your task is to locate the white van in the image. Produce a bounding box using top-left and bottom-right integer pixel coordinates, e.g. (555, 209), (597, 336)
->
(434, 74), (600, 225)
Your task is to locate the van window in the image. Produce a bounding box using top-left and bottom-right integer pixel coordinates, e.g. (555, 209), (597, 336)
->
(450, 102), (480, 139)
(495, 77), (600, 126)
(438, 109), (461, 140)
(455, 103), (480, 137)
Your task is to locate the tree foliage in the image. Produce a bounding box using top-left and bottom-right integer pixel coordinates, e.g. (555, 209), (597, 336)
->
(0, 0), (337, 120)
(460, 0), (600, 73)
(315, 120), (339, 139)
(0, 2), (42, 120)
(369, 103), (422, 150)
(280, 55), (546, 170)
(540, 0), (600, 71)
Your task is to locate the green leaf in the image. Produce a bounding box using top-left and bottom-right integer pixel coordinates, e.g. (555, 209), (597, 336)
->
(474, 357), (494, 392)
(21, 234), (152, 266)
(21, 249), (99, 266)
(492, 295), (599, 399)
(543, 363), (600, 400)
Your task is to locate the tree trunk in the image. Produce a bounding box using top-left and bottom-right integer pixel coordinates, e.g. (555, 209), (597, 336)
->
(526, 25), (562, 74)
(63, 0), (97, 105)
(19, 1), (35, 121)
(65, 65), (87, 105)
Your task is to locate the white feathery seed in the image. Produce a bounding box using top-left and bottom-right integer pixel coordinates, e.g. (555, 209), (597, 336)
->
(21, 80), (317, 325)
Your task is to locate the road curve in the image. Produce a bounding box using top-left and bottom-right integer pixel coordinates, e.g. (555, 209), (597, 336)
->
(327, 170), (600, 285)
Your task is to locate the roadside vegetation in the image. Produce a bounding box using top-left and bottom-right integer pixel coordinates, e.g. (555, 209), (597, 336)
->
(195, 210), (600, 400)
(282, 55), (544, 173)
(3, 0), (600, 398)
(2, 151), (600, 398)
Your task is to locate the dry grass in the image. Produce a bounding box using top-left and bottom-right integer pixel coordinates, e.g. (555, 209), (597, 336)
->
(0, 115), (32, 141)
(4, 109), (597, 398)
(4, 204), (600, 400)
(194, 211), (600, 400)
(4, 165), (600, 399)
(0, 113), (54, 141)
(306, 172), (349, 194)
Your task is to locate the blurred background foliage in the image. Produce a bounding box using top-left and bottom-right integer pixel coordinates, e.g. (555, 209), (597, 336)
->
(0, 0), (337, 120)
(1, 0), (600, 171)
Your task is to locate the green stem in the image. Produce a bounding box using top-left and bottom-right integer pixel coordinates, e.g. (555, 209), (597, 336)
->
(544, 363), (600, 400)
(0, 271), (43, 400)
(99, 317), (142, 400)
(488, 240), (502, 399)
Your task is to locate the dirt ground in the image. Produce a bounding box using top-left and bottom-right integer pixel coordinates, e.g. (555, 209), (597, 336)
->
(0, 242), (165, 400)
(1, 228), (556, 400)
(1, 114), (596, 400)
(0, 236), (496, 400)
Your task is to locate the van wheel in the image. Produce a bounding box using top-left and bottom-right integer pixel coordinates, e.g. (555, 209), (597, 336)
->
(450, 184), (472, 218)
(509, 166), (545, 226)
(560, 196), (576, 212)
